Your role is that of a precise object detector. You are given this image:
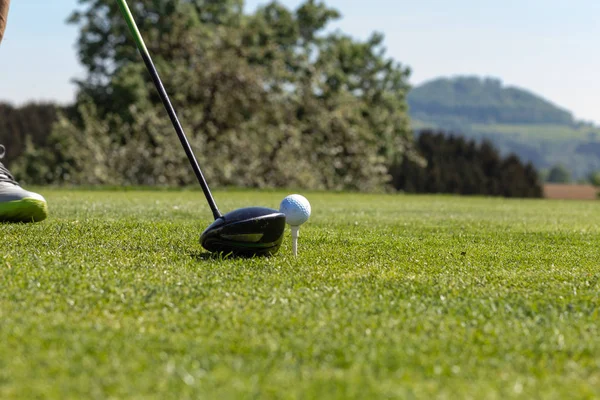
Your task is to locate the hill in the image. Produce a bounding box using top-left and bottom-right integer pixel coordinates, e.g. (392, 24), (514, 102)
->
(408, 76), (574, 125)
(408, 76), (600, 180)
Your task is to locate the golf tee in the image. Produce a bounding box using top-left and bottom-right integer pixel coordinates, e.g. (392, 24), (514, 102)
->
(291, 226), (300, 256)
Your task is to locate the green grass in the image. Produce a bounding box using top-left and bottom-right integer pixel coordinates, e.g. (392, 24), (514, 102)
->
(2, 189), (600, 399)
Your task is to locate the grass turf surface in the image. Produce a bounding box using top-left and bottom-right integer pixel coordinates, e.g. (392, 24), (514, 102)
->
(1, 189), (600, 399)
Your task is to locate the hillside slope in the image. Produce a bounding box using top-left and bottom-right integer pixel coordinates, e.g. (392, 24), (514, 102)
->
(408, 76), (574, 125)
(408, 76), (600, 179)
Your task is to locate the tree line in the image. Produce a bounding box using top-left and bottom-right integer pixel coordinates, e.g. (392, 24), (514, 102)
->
(9, 0), (415, 191)
(1, 1), (546, 198)
(393, 130), (542, 197)
(2, 104), (544, 198)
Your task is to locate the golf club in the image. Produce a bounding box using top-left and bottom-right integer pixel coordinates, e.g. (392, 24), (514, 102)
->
(117, 0), (285, 256)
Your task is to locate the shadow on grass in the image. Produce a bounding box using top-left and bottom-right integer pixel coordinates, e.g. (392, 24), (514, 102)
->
(188, 251), (226, 261)
(188, 250), (278, 261)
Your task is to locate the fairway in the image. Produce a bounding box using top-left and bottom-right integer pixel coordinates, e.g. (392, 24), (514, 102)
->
(1, 190), (599, 399)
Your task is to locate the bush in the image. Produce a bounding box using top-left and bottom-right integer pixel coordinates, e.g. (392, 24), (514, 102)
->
(0, 102), (62, 165)
(14, 97), (392, 191)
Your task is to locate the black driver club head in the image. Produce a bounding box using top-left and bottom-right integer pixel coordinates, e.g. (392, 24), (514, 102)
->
(200, 207), (286, 257)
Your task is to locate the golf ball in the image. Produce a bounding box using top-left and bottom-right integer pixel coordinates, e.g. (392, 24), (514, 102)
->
(279, 194), (311, 226)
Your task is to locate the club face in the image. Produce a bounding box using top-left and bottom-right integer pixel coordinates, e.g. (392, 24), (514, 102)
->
(200, 207), (286, 257)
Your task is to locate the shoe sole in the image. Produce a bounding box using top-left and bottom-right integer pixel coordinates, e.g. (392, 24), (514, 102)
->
(0, 198), (48, 223)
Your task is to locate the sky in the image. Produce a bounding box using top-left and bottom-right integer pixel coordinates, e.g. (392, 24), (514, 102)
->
(0, 0), (598, 123)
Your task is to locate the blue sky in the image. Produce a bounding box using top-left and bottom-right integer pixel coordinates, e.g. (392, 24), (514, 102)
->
(0, 0), (598, 123)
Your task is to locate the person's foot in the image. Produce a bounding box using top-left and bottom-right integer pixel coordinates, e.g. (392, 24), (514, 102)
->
(0, 145), (48, 223)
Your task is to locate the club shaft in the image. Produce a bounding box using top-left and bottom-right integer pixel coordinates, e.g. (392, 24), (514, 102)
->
(117, 0), (222, 220)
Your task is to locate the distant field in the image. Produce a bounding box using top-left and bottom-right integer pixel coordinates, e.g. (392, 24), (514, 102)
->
(2, 190), (600, 398)
(412, 119), (600, 142)
(544, 184), (599, 200)
(472, 123), (600, 142)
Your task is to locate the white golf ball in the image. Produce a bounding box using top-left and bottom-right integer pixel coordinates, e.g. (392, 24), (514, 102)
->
(279, 194), (311, 226)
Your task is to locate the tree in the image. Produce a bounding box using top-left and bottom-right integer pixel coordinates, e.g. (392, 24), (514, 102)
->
(587, 171), (600, 187)
(0, 102), (62, 166)
(392, 130), (543, 198)
(547, 164), (571, 183)
(17, 0), (414, 190)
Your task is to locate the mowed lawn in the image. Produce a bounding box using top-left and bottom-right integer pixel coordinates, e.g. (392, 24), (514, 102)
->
(1, 189), (599, 399)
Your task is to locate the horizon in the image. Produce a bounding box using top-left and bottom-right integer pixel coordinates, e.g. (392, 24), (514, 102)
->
(0, 0), (599, 124)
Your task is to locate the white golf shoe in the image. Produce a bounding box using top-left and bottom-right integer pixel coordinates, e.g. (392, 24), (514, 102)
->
(0, 145), (48, 223)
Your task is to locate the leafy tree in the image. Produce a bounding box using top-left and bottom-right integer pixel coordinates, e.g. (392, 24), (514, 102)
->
(17, 0), (414, 190)
(547, 164), (571, 183)
(0, 102), (63, 165)
(587, 171), (600, 187)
